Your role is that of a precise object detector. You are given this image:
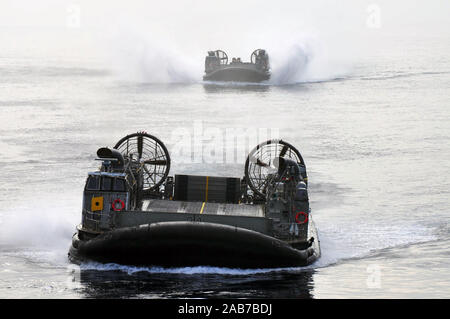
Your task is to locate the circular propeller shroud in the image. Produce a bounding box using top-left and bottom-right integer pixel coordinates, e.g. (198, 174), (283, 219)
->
(245, 139), (305, 198)
(250, 49), (266, 64)
(215, 50), (228, 65)
(114, 132), (171, 192)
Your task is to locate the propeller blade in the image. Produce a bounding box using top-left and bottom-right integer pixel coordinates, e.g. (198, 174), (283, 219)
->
(144, 159), (167, 165)
(256, 159), (269, 167)
(137, 135), (143, 159)
(279, 145), (289, 157)
(143, 165), (156, 185)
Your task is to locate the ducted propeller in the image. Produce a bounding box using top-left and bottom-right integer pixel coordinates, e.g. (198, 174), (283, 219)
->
(245, 139), (304, 198)
(114, 132), (171, 192)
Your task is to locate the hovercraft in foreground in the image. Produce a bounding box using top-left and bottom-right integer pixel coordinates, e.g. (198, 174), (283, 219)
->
(68, 132), (320, 268)
(203, 49), (270, 82)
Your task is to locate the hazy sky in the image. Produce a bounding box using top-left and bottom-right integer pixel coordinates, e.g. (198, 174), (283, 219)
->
(1, 0), (448, 74)
(1, 0), (449, 36)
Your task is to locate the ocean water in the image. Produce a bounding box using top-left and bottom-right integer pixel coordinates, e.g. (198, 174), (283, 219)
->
(0, 28), (449, 299)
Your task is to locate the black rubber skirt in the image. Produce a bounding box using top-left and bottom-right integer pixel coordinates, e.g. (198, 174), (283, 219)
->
(69, 221), (318, 268)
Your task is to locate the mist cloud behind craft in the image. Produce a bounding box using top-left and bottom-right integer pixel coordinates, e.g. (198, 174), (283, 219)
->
(1, 0), (449, 84)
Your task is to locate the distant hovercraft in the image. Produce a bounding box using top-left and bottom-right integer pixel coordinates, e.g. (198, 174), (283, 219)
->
(203, 49), (270, 82)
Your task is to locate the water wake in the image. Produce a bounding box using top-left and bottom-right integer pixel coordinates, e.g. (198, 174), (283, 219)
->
(102, 25), (201, 84)
(102, 27), (351, 85)
(80, 262), (300, 276)
(267, 36), (352, 85)
(0, 197), (79, 265)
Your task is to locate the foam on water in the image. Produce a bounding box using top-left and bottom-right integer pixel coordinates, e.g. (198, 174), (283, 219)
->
(267, 34), (353, 85)
(313, 221), (437, 269)
(80, 262), (302, 276)
(100, 23), (201, 84)
(0, 196), (79, 266)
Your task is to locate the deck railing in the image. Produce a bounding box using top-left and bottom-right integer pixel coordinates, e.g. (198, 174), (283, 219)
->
(82, 210), (102, 232)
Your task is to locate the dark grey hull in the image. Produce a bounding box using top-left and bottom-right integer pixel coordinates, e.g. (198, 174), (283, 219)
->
(69, 221), (319, 269)
(203, 66), (270, 82)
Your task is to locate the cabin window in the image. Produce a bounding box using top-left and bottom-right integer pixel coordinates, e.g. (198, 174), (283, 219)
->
(102, 177), (112, 191)
(114, 178), (126, 192)
(86, 176), (100, 190)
